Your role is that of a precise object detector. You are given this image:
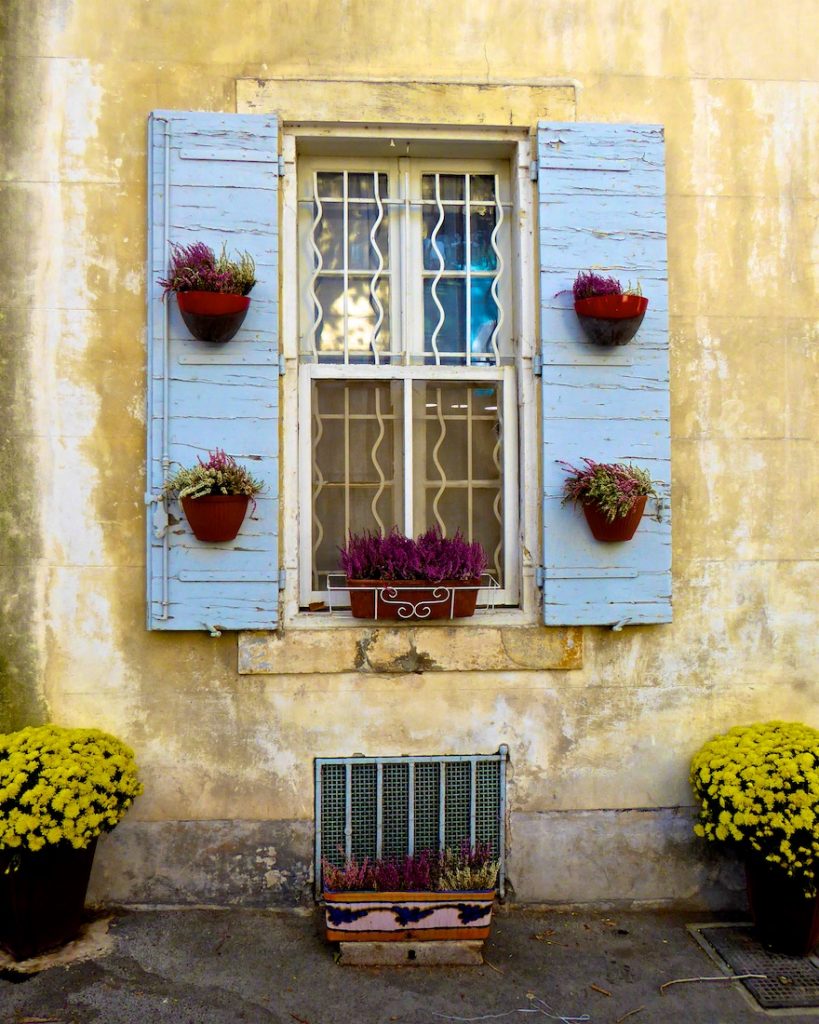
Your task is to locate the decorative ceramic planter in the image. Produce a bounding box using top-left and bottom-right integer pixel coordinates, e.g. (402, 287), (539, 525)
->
(176, 291), (251, 343)
(574, 294), (648, 346)
(324, 889), (495, 942)
(582, 495), (647, 542)
(181, 494), (250, 542)
(0, 839), (97, 961)
(346, 579), (481, 620)
(746, 861), (819, 955)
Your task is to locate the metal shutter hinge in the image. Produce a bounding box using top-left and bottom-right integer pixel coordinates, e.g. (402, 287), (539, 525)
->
(279, 352), (286, 376)
(277, 154), (286, 177)
(535, 567), (545, 588)
(279, 568), (287, 588)
(533, 353), (542, 377)
(529, 160), (539, 182)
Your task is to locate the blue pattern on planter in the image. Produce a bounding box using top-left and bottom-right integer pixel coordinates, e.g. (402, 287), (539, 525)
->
(391, 905), (436, 926)
(456, 903), (491, 924)
(326, 905), (370, 925)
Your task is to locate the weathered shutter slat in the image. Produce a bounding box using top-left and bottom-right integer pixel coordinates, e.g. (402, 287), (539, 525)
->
(538, 122), (672, 626)
(147, 110), (281, 631)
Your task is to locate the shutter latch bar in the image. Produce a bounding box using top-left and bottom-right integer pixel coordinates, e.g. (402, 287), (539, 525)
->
(145, 492), (169, 539)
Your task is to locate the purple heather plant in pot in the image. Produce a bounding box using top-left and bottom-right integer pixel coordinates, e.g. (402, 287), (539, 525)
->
(569, 270), (648, 346)
(338, 527), (488, 619)
(321, 845), (499, 894)
(559, 458), (662, 542)
(339, 527), (487, 583)
(159, 241), (257, 343)
(159, 242), (256, 297)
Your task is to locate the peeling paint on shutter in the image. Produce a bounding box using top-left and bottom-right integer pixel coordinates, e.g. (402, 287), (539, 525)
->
(537, 123), (672, 626)
(146, 111), (280, 631)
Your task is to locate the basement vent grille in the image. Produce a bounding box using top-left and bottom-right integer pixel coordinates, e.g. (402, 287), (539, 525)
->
(314, 746), (508, 898)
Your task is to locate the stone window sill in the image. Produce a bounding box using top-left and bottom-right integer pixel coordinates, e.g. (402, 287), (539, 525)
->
(238, 624), (582, 675)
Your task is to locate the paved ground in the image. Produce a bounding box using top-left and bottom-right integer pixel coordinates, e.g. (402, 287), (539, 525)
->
(1, 905), (817, 1024)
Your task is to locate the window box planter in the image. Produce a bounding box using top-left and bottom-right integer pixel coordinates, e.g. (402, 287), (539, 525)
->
(176, 291), (251, 343)
(344, 578), (482, 620)
(323, 889), (495, 943)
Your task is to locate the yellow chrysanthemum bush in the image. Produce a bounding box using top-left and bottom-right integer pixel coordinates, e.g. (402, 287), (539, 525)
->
(690, 721), (819, 897)
(0, 724), (143, 854)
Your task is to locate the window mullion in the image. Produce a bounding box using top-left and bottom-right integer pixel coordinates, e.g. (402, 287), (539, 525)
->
(403, 376), (414, 534)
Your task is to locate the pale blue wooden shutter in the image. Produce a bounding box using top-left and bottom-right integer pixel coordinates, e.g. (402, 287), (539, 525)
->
(537, 122), (671, 626)
(146, 111), (281, 631)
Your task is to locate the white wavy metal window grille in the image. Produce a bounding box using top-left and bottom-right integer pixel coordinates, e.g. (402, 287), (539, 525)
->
(298, 158), (518, 610)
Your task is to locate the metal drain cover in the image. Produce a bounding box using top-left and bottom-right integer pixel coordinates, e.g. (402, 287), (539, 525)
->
(691, 924), (819, 1011)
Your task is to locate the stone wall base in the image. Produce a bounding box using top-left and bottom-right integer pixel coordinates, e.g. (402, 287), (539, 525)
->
(87, 809), (745, 911)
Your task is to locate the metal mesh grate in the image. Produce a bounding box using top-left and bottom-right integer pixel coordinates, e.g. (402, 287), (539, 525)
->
(414, 762), (441, 852)
(315, 747), (507, 897)
(691, 924), (819, 1011)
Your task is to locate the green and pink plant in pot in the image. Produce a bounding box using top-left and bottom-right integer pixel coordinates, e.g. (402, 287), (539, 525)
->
(163, 448), (263, 543)
(159, 241), (256, 342)
(559, 458), (662, 542)
(338, 527), (487, 620)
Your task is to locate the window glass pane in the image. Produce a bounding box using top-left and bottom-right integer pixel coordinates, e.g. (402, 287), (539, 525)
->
(314, 204), (343, 270)
(470, 174), (495, 202)
(413, 382), (503, 584)
(422, 174), (466, 202)
(347, 172), (388, 199)
(470, 278), (500, 361)
(316, 172), (343, 198)
(312, 382), (403, 591)
(422, 206), (465, 271)
(423, 278), (466, 358)
(470, 205), (498, 271)
(348, 204), (390, 270)
(314, 277), (391, 360)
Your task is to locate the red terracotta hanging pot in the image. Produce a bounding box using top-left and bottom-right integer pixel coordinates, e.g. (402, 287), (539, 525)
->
(574, 293), (649, 347)
(176, 291), (251, 343)
(181, 494), (250, 542)
(582, 495), (647, 542)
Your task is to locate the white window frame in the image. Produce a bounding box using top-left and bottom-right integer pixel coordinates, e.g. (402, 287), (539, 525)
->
(280, 127), (539, 627)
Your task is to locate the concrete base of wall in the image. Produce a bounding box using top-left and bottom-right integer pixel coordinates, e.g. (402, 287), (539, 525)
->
(87, 809), (745, 911)
(87, 819), (314, 907)
(507, 808), (746, 910)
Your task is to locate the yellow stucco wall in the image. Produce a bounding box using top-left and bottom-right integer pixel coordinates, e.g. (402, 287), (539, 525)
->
(2, 0), (817, 901)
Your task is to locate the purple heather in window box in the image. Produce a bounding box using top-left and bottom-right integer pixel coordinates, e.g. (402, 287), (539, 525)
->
(338, 527), (487, 620)
(321, 845), (499, 944)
